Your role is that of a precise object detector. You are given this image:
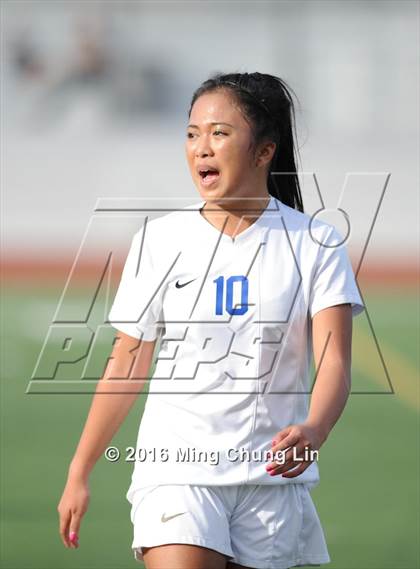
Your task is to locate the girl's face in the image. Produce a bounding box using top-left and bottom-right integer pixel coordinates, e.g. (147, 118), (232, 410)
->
(185, 90), (273, 204)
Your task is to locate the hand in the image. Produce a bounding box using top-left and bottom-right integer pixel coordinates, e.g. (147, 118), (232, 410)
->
(265, 422), (327, 479)
(57, 474), (90, 549)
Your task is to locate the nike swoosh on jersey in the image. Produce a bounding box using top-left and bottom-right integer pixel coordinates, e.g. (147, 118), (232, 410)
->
(161, 511), (188, 523)
(175, 278), (197, 288)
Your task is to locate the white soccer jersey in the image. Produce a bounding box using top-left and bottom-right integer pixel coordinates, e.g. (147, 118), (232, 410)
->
(108, 196), (365, 502)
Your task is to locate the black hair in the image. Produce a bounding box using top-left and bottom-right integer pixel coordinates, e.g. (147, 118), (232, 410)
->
(187, 71), (304, 213)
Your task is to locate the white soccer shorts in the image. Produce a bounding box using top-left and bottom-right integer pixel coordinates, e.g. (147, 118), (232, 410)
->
(129, 483), (331, 569)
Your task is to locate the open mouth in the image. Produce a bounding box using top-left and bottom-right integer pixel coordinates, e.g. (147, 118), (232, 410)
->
(199, 169), (220, 185)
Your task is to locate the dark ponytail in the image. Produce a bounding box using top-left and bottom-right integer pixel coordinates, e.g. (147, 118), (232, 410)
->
(187, 71), (304, 213)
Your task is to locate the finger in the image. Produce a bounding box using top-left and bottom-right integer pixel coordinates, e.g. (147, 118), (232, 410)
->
(281, 442), (310, 466)
(268, 447), (293, 470)
(267, 457), (300, 476)
(69, 531), (79, 549)
(267, 441), (311, 474)
(271, 427), (291, 446)
(59, 509), (71, 548)
(273, 430), (301, 453)
(69, 514), (81, 548)
(281, 460), (312, 478)
(268, 439), (307, 471)
(268, 458), (310, 477)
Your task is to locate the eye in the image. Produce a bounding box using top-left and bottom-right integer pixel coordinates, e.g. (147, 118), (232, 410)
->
(214, 130), (226, 136)
(186, 132), (195, 139)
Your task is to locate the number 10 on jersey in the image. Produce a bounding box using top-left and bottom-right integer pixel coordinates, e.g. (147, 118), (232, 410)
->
(214, 276), (249, 315)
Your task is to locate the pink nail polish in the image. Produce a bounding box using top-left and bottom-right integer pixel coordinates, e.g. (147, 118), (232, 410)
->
(69, 532), (78, 542)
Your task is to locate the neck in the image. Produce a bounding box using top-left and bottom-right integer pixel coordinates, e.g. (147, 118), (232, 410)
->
(201, 192), (271, 215)
(199, 194), (271, 238)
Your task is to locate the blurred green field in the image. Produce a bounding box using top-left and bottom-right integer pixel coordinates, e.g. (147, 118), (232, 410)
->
(1, 284), (419, 569)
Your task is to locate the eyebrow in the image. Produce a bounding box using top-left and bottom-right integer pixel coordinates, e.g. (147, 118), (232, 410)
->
(187, 122), (234, 129)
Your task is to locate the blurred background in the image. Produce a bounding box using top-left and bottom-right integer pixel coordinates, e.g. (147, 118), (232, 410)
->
(1, 1), (418, 568)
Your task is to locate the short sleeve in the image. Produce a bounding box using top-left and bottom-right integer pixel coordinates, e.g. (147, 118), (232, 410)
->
(107, 228), (164, 341)
(309, 226), (365, 319)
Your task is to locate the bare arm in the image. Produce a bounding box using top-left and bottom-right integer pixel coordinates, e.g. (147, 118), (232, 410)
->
(68, 331), (156, 480)
(57, 331), (157, 548)
(266, 303), (353, 478)
(305, 303), (353, 442)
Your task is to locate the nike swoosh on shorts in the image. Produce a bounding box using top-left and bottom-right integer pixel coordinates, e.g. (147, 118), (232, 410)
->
(161, 512), (188, 523)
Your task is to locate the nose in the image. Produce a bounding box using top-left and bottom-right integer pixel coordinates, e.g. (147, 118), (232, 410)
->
(195, 133), (214, 158)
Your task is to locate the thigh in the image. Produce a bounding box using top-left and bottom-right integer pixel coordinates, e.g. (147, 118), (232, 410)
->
(143, 543), (229, 569)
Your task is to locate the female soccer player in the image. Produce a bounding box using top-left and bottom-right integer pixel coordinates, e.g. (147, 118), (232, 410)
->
(57, 71), (365, 569)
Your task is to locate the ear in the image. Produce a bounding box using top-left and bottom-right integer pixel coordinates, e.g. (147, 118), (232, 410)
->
(255, 141), (276, 168)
